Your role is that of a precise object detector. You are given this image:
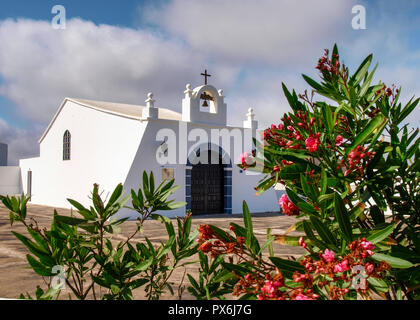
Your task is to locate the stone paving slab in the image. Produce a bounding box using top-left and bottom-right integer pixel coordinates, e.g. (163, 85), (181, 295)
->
(0, 204), (304, 300)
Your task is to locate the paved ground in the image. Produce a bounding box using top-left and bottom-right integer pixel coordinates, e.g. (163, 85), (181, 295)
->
(0, 204), (304, 300)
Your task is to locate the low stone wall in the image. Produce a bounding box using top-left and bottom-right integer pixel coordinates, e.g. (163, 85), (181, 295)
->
(0, 166), (22, 196)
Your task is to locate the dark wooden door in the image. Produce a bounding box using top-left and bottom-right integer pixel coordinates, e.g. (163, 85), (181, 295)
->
(191, 156), (224, 215)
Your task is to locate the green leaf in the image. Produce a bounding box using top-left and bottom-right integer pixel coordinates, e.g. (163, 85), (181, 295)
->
(105, 184), (123, 211)
(282, 83), (298, 112)
(334, 193), (353, 242)
(366, 224), (395, 244)
(269, 257), (304, 278)
(302, 220), (328, 250)
(397, 97), (419, 126)
(213, 269), (236, 283)
(55, 215), (86, 226)
(166, 201), (187, 210)
(149, 171), (155, 193)
(134, 257), (154, 271)
(286, 187), (318, 215)
(12, 232), (52, 260)
(111, 285), (120, 294)
(321, 104), (334, 133)
(255, 178), (276, 196)
(258, 233), (275, 255)
(221, 262), (251, 276)
(372, 253), (414, 269)
(187, 274), (200, 290)
(367, 277), (389, 293)
(320, 167), (328, 195)
(345, 114), (386, 156)
(67, 199), (94, 220)
(279, 163), (306, 180)
(27, 228), (50, 254)
(351, 54), (372, 86)
(242, 201), (253, 248)
(157, 235), (176, 259)
(26, 255), (52, 277)
(209, 225), (231, 243)
(302, 74), (324, 91)
(309, 216), (337, 248)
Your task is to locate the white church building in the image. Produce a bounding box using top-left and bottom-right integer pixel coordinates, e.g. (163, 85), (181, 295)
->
(19, 77), (281, 218)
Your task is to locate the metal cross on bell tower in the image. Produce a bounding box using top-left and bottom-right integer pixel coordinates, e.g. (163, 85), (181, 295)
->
(201, 69), (211, 85)
(200, 69), (213, 107)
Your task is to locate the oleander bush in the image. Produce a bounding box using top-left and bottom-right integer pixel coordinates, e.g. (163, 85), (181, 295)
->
(231, 44), (419, 299)
(1, 172), (197, 300)
(1, 45), (419, 300)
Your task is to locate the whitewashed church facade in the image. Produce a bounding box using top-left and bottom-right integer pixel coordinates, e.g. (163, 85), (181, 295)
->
(19, 80), (281, 218)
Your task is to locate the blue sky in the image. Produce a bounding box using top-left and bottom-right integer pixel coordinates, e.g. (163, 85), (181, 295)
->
(0, 0), (419, 164)
(0, 0), (143, 28)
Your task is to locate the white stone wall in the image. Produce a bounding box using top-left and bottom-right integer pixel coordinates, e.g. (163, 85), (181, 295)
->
(0, 166), (22, 196)
(20, 100), (147, 209)
(115, 120), (280, 219)
(18, 98), (281, 219)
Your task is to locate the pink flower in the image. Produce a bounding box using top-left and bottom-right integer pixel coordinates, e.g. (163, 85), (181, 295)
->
(310, 117), (316, 127)
(281, 160), (294, 166)
(305, 136), (320, 153)
(360, 239), (375, 251)
(279, 194), (300, 216)
(322, 249), (335, 263)
(298, 237), (307, 249)
(239, 152), (253, 166)
(295, 293), (312, 300)
(334, 260), (349, 273)
(336, 135), (344, 146)
(365, 262), (374, 274)
(261, 280), (281, 298)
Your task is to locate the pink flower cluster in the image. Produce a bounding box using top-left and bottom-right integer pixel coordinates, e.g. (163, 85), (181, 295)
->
(278, 194), (300, 216)
(259, 280), (284, 299)
(336, 135), (344, 146)
(239, 152), (255, 169)
(316, 49), (340, 75)
(294, 237), (390, 299)
(263, 111), (321, 154)
(322, 249), (335, 263)
(337, 145), (375, 177)
(305, 133), (321, 153)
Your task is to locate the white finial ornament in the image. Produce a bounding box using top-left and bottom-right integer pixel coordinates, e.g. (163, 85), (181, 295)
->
(145, 92), (155, 108)
(247, 108), (255, 120)
(243, 107), (258, 129)
(184, 84), (193, 98)
(218, 89), (224, 97)
(142, 92), (158, 120)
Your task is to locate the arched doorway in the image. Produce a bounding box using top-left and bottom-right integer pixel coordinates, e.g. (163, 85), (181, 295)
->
(190, 150), (224, 215)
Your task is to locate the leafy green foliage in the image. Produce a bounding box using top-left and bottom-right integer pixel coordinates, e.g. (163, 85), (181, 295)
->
(248, 45), (419, 299)
(1, 171), (195, 300)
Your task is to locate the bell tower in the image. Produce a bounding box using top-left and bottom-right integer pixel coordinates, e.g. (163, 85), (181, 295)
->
(181, 70), (227, 126)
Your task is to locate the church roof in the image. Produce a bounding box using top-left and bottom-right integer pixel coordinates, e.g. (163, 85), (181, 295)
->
(69, 98), (182, 121)
(38, 97), (182, 143)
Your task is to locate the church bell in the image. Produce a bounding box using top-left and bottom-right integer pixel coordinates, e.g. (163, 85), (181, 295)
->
(202, 100), (209, 107)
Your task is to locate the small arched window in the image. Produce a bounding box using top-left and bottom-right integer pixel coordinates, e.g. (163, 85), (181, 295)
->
(63, 130), (71, 161)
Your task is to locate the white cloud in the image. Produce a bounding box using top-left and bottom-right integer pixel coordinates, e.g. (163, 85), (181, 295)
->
(0, 18), (217, 124)
(142, 0), (357, 66)
(0, 1), (418, 165)
(0, 118), (41, 165)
